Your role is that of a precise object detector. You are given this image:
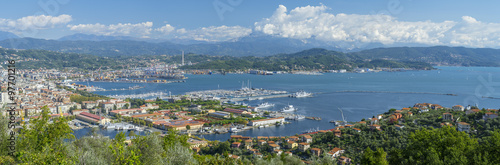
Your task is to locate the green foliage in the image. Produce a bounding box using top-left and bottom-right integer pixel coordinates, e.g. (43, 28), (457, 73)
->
(0, 47), (122, 69)
(389, 126), (478, 165)
(361, 147), (388, 165)
(109, 132), (142, 165)
(181, 48), (434, 71)
(15, 106), (77, 164)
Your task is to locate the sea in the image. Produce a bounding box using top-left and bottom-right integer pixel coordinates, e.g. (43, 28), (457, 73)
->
(72, 66), (500, 141)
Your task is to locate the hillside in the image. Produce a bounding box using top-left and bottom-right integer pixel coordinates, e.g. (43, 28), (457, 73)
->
(181, 48), (434, 71)
(349, 46), (500, 66)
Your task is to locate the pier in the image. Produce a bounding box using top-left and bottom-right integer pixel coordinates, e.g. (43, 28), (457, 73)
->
(225, 94), (290, 102)
(107, 91), (169, 99)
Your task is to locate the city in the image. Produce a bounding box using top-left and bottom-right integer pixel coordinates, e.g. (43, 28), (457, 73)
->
(2, 1), (500, 165)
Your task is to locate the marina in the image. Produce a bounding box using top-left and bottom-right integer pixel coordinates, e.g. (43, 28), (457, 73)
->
(72, 67), (500, 141)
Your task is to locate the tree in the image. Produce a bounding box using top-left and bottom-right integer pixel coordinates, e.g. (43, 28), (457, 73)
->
(109, 132), (141, 165)
(389, 126), (478, 165)
(361, 147), (388, 165)
(186, 125), (191, 130)
(128, 131), (136, 137)
(15, 106), (77, 164)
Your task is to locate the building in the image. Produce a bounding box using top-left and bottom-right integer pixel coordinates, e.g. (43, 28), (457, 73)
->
(327, 147), (344, 159)
(248, 117), (285, 126)
(72, 109), (89, 115)
(298, 143), (310, 152)
(109, 108), (146, 116)
(442, 113), (453, 120)
(337, 156), (352, 165)
(311, 148), (321, 157)
(187, 138), (208, 149)
(466, 109), (481, 115)
(208, 111), (231, 118)
(457, 122), (470, 133)
(483, 112), (498, 120)
(269, 144), (280, 151)
(82, 101), (98, 109)
(333, 129), (342, 137)
(101, 102), (115, 111)
(223, 108), (250, 116)
(287, 141), (298, 149)
(76, 112), (110, 125)
(231, 142), (241, 148)
(115, 101), (130, 109)
(160, 120), (205, 131)
(452, 105), (465, 111)
(302, 135), (312, 143)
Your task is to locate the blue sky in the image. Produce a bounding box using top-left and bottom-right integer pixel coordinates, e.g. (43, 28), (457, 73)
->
(1, 0), (500, 48)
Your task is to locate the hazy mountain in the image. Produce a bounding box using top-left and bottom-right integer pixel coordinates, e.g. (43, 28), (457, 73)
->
(348, 46), (500, 66)
(58, 33), (138, 41)
(1, 33), (500, 67)
(0, 31), (19, 41)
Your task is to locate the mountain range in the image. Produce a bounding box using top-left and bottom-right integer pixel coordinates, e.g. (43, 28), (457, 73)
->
(0, 31), (500, 67)
(0, 32), (382, 57)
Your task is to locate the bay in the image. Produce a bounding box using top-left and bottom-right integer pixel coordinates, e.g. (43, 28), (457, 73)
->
(73, 66), (500, 141)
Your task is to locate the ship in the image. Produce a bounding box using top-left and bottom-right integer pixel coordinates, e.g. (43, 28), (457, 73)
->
(257, 102), (275, 108)
(290, 90), (312, 98)
(302, 127), (320, 134)
(229, 127), (239, 133)
(280, 105), (296, 112)
(286, 115), (305, 120)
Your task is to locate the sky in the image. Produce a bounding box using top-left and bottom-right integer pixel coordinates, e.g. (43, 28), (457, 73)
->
(1, 0), (500, 48)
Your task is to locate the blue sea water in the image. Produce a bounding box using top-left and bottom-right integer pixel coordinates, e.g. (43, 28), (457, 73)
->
(73, 66), (500, 141)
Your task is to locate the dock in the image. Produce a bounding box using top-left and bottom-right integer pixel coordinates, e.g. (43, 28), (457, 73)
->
(224, 94), (290, 102)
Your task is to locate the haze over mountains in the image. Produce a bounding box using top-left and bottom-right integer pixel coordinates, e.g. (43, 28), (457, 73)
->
(1, 31), (500, 67)
(0, 31), (432, 57)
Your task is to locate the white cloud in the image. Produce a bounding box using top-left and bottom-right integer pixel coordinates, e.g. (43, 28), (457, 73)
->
(155, 24), (175, 34)
(0, 14), (72, 34)
(254, 4), (500, 48)
(172, 25), (252, 42)
(68, 22), (153, 38)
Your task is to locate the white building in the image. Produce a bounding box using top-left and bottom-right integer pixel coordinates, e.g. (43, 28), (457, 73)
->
(248, 117), (285, 126)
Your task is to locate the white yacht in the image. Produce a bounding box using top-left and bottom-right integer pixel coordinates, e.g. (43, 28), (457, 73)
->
(290, 90), (312, 98)
(135, 127), (144, 132)
(229, 127), (239, 133)
(257, 102), (275, 108)
(280, 105), (297, 112)
(294, 115), (305, 120)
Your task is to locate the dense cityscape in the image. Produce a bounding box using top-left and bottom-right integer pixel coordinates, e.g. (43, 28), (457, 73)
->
(2, 1), (500, 165)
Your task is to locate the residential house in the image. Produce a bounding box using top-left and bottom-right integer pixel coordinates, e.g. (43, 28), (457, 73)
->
(269, 144), (280, 151)
(257, 140), (266, 146)
(311, 148), (321, 157)
(466, 109), (481, 115)
(302, 135), (313, 143)
(326, 147), (344, 159)
(452, 105), (465, 111)
(334, 129), (341, 137)
(287, 141), (298, 149)
(338, 156), (352, 165)
(457, 122), (470, 133)
(273, 149), (283, 155)
(298, 143), (310, 152)
(231, 142), (241, 148)
(483, 112), (498, 120)
(442, 113), (453, 120)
